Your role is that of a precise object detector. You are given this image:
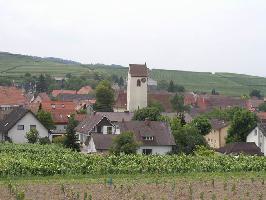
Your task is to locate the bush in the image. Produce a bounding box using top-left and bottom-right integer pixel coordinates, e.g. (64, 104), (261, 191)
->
(52, 136), (66, 144)
(25, 129), (39, 144)
(39, 137), (51, 145)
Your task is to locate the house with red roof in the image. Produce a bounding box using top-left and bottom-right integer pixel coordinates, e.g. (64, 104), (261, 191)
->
(51, 89), (77, 97)
(77, 85), (93, 94)
(0, 86), (28, 111)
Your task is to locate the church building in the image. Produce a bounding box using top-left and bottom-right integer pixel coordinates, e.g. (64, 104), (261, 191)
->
(127, 64), (148, 112)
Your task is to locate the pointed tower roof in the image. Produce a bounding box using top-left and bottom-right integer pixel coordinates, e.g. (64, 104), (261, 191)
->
(129, 64), (148, 77)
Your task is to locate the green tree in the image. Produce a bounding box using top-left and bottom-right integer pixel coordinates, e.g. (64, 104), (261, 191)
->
(119, 76), (124, 86)
(25, 129), (39, 143)
(259, 102), (266, 112)
(94, 80), (115, 112)
(191, 116), (212, 136)
(133, 107), (161, 121)
(168, 80), (175, 92)
(64, 115), (80, 151)
(211, 88), (219, 95)
(226, 109), (257, 143)
(37, 110), (55, 130)
(36, 74), (48, 93)
(157, 80), (168, 90)
(173, 124), (208, 154)
(110, 131), (139, 155)
(148, 100), (164, 112)
(170, 93), (188, 113)
(250, 89), (262, 99)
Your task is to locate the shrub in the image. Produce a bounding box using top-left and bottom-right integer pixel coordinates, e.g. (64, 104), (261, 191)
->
(52, 136), (66, 144)
(39, 137), (51, 145)
(25, 129), (39, 144)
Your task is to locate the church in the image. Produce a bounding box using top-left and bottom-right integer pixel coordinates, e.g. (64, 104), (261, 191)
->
(127, 64), (148, 112)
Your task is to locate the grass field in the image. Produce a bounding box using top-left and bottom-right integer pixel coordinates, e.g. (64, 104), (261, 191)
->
(1, 173), (266, 199)
(1, 52), (266, 96)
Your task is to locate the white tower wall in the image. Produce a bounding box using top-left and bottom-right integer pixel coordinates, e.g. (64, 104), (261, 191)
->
(127, 73), (147, 112)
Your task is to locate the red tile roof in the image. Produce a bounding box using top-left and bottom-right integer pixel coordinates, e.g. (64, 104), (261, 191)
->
(0, 86), (27, 106)
(51, 90), (77, 97)
(77, 86), (93, 94)
(41, 101), (76, 112)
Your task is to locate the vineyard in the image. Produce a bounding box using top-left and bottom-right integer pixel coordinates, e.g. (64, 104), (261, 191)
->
(1, 144), (266, 177)
(1, 52), (266, 96)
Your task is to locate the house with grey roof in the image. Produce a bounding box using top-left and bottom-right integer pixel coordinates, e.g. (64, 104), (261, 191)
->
(76, 112), (175, 154)
(246, 123), (266, 155)
(0, 107), (50, 143)
(216, 142), (263, 156)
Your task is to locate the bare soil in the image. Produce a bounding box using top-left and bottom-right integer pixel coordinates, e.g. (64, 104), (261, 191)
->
(0, 178), (266, 200)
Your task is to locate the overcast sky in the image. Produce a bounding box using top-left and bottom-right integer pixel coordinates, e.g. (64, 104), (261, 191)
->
(0, 0), (265, 76)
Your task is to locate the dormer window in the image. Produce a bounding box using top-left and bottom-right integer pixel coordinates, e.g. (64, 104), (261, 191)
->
(62, 104), (65, 108)
(137, 79), (141, 87)
(143, 136), (154, 141)
(51, 104), (56, 109)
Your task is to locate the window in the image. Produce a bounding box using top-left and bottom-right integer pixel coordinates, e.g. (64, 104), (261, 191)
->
(143, 136), (154, 141)
(107, 126), (112, 134)
(30, 125), (36, 130)
(254, 129), (258, 136)
(17, 125), (24, 130)
(142, 149), (152, 155)
(137, 79), (141, 87)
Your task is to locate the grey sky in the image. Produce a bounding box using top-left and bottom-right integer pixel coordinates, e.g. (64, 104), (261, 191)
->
(0, 0), (265, 76)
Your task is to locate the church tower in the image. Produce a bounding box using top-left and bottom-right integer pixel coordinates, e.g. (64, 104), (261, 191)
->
(127, 64), (148, 112)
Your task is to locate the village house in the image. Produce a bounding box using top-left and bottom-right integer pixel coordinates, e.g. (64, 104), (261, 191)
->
(77, 85), (93, 94)
(0, 86), (28, 111)
(216, 142), (263, 156)
(32, 92), (50, 104)
(39, 101), (76, 137)
(51, 89), (77, 97)
(0, 107), (50, 143)
(204, 119), (229, 149)
(57, 93), (95, 113)
(246, 123), (266, 155)
(246, 97), (264, 112)
(75, 113), (175, 154)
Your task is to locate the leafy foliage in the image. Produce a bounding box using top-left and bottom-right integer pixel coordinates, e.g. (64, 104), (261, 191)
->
(39, 137), (51, 145)
(64, 115), (80, 151)
(168, 80), (185, 93)
(191, 116), (212, 136)
(226, 109), (257, 143)
(133, 107), (161, 121)
(170, 93), (188, 113)
(148, 100), (164, 112)
(110, 131), (139, 155)
(25, 129), (39, 144)
(250, 89), (263, 99)
(37, 109), (55, 130)
(172, 124), (208, 154)
(94, 80), (115, 112)
(2, 143), (266, 177)
(258, 102), (266, 112)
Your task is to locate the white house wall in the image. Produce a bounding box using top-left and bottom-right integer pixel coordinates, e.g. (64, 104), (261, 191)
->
(137, 146), (172, 155)
(8, 112), (50, 143)
(247, 127), (266, 155)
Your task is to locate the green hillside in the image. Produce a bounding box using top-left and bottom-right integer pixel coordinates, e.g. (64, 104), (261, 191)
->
(0, 52), (265, 96)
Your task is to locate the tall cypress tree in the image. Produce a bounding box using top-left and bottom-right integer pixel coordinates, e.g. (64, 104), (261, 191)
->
(64, 115), (80, 151)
